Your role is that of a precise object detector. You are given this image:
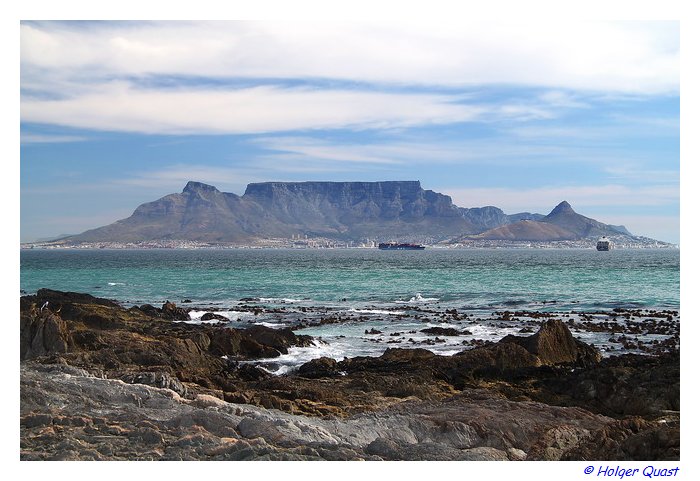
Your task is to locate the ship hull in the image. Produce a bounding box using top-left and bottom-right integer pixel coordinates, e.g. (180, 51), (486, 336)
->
(378, 243), (426, 250)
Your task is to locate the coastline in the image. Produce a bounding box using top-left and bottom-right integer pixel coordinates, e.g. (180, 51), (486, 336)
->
(20, 289), (680, 461)
(19, 233), (679, 251)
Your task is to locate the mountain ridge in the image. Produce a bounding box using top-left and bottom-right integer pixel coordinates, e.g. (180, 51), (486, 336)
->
(58, 180), (641, 245)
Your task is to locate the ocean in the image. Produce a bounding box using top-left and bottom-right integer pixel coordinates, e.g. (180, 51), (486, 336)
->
(21, 247), (680, 372)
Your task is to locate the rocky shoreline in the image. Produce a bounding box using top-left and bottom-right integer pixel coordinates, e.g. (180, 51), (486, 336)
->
(20, 289), (679, 460)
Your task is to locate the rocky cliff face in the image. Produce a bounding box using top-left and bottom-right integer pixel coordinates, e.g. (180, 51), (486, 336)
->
(459, 206), (510, 230)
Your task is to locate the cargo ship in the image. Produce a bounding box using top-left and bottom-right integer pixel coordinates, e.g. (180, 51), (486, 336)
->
(596, 237), (612, 251)
(378, 242), (426, 250)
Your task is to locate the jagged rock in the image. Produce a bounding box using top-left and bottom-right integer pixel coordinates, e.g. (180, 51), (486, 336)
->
(454, 341), (542, 370)
(200, 312), (228, 322)
(19, 290), (314, 394)
(499, 319), (601, 366)
(20, 309), (71, 360)
(161, 301), (189, 321)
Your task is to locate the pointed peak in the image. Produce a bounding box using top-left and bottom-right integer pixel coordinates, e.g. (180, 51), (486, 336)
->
(183, 181), (219, 194)
(548, 201), (575, 216)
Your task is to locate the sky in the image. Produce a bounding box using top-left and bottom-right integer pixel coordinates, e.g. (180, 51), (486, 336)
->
(19, 19), (680, 243)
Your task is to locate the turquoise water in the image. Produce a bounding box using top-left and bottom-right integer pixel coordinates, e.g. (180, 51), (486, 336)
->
(20, 248), (680, 368)
(20, 248), (680, 311)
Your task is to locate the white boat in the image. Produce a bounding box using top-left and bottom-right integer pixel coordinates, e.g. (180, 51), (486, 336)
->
(596, 236), (612, 251)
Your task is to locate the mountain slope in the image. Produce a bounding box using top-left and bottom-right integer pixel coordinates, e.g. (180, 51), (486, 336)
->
(465, 201), (629, 242)
(61, 182), (637, 245)
(540, 201), (616, 238)
(474, 220), (577, 241)
(66, 181), (480, 244)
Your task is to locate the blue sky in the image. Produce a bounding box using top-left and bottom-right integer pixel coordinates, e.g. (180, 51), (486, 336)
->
(20, 20), (680, 243)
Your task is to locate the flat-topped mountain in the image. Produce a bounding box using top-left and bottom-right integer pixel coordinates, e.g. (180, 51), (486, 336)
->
(66, 181), (480, 244)
(60, 181), (639, 245)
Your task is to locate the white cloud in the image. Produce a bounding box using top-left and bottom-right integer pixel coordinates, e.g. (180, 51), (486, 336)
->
(20, 133), (88, 144)
(21, 84), (484, 134)
(20, 21), (677, 135)
(251, 134), (667, 170)
(20, 21), (678, 94)
(254, 137), (402, 164)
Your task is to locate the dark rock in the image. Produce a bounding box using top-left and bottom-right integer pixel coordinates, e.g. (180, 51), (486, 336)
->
(380, 348), (436, 363)
(541, 352), (680, 417)
(420, 327), (463, 336)
(136, 304), (161, 317)
(207, 329), (243, 356)
(233, 364), (273, 382)
(20, 309), (71, 360)
(242, 325), (314, 355)
(298, 357), (339, 378)
(450, 342), (542, 378)
(25, 289), (121, 309)
(201, 312), (228, 322)
(19, 290), (315, 399)
(161, 301), (190, 321)
(499, 319), (601, 366)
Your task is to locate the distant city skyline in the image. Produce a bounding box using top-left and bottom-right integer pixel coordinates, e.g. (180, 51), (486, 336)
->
(20, 20), (679, 243)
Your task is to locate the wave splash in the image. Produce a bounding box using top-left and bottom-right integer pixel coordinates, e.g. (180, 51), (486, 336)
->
(394, 293), (439, 304)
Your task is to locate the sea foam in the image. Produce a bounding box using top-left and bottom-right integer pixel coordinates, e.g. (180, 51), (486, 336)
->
(394, 293), (439, 304)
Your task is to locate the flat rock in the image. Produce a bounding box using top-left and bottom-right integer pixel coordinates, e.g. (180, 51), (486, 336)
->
(21, 362), (638, 461)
